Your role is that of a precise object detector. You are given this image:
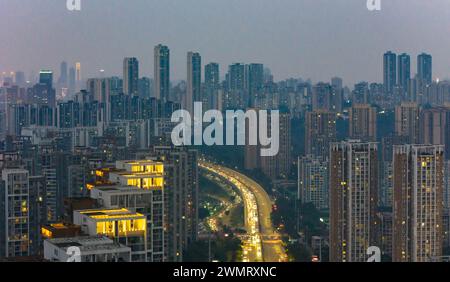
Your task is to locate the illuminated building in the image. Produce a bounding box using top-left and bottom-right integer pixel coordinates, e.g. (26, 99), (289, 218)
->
(0, 169), (30, 257)
(39, 145), (58, 223)
(73, 208), (147, 262)
(88, 160), (165, 261)
(108, 160), (164, 189)
(90, 185), (164, 261)
(298, 155), (328, 210)
(380, 135), (409, 207)
(44, 236), (131, 262)
(329, 141), (379, 262)
(392, 145), (444, 262)
(41, 223), (81, 239)
(151, 146), (198, 262)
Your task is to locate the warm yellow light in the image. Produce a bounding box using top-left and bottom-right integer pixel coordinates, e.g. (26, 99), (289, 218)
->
(41, 227), (53, 238)
(96, 218), (146, 237)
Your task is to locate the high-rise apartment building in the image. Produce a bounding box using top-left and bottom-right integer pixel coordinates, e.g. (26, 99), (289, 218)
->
(260, 112), (291, 180)
(392, 145), (444, 262)
(329, 141), (379, 262)
(123, 57), (139, 96)
(298, 155), (328, 210)
(419, 107), (450, 158)
(73, 208), (148, 262)
(247, 63), (264, 107)
(90, 184), (164, 261)
(418, 53), (433, 86)
(384, 51), (397, 95)
(205, 63), (220, 110)
(0, 169), (31, 258)
(395, 102), (420, 144)
(305, 110), (337, 159)
(150, 146), (199, 262)
(397, 53), (411, 94)
(349, 104), (377, 142)
(186, 52), (202, 114)
(154, 45), (170, 103)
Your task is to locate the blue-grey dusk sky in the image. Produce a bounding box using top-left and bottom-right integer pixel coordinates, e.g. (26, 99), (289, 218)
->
(1, 0), (450, 85)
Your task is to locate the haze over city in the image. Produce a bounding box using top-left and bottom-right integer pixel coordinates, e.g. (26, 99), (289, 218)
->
(1, 0), (450, 84)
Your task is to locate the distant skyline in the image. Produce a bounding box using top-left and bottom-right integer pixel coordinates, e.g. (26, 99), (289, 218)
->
(1, 0), (450, 85)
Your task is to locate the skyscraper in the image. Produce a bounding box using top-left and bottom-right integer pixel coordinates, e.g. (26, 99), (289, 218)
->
(392, 145), (444, 262)
(329, 141), (379, 262)
(123, 57), (139, 96)
(397, 53), (411, 94)
(39, 70), (53, 88)
(247, 63), (264, 107)
(75, 62), (81, 82)
(75, 62), (81, 92)
(154, 44), (170, 103)
(59, 61), (68, 86)
(226, 63), (246, 108)
(68, 67), (76, 96)
(384, 51), (397, 95)
(205, 63), (220, 110)
(228, 63), (246, 91)
(1, 169), (31, 258)
(205, 63), (219, 90)
(151, 146), (199, 262)
(186, 52), (202, 114)
(418, 53), (433, 86)
(349, 104), (377, 142)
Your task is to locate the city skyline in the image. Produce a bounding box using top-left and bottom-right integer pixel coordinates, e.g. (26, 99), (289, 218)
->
(1, 0), (450, 84)
(2, 0), (450, 266)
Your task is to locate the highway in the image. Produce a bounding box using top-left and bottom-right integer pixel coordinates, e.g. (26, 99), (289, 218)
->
(199, 161), (287, 262)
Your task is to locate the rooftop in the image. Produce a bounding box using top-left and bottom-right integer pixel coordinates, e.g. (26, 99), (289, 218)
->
(46, 236), (131, 253)
(77, 208), (145, 221)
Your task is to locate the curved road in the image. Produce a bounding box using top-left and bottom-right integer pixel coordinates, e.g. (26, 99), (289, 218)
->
(199, 161), (287, 262)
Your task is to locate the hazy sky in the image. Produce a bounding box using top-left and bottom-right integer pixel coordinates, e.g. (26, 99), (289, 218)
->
(1, 0), (450, 85)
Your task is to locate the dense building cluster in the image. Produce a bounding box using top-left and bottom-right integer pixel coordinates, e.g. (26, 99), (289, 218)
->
(1, 46), (450, 262)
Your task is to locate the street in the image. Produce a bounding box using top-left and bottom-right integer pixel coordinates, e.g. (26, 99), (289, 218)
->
(199, 161), (287, 262)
